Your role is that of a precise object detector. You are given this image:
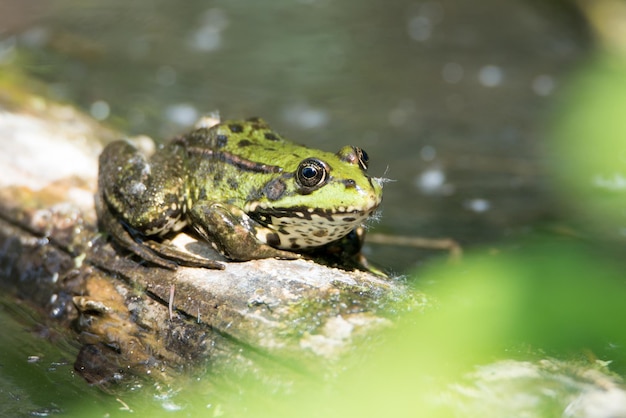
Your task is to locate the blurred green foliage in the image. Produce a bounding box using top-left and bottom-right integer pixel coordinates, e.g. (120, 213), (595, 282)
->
(550, 53), (626, 235)
(237, 238), (626, 418)
(218, 49), (626, 417)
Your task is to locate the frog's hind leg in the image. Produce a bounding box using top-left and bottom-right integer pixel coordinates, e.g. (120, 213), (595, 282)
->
(96, 189), (224, 270)
(142, 239), (225, 270)
(97, 140), (224, 269)
(95, 190), (178, 269)
(98, 140), (185, 236)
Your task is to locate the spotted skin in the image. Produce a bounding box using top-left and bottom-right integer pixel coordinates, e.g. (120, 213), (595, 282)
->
(97, 118), (383, 269)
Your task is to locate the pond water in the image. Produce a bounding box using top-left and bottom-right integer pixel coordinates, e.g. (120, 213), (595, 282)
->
(2, 0), (588, 272)
(0, 0), (604, 416)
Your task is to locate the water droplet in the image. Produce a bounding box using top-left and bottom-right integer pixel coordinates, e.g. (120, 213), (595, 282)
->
(464, 198), (491, 213)
(442, 62), (464, 83)
(165, 103), (199, 126)
(478, 65), (503, 87)
(420, 145), (437, 161)
(532, 74), (555, 96)
(90, 100), (110, 121)
(408, 16), (432, 41)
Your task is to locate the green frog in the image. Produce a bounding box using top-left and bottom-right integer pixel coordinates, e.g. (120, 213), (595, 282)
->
(96, 117), (383, 270)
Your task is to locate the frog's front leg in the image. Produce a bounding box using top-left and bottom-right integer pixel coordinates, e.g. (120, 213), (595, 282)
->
(189, 202), (300, 261)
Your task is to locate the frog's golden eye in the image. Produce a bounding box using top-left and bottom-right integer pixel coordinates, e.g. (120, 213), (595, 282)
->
(355, 147), (369, 170)
(296, 158), (329, 193)
(336, 146), (369, 171)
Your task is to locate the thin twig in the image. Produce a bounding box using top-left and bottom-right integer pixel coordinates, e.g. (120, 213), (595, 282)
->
(367, 233), (462, 260)
(169, 284), (175, 320)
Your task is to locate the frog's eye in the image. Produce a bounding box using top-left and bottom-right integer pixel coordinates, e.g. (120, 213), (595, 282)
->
(356, 147), (369, 170)
(336, 146), (369, 171)
(296, 158), (329, 193)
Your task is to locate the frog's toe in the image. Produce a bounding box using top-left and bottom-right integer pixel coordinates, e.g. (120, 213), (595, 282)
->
(212, 235), (300, 261)
(242, 246), (300, 261)
(270, 248), (301, 260)
(143, 239), (225, 270)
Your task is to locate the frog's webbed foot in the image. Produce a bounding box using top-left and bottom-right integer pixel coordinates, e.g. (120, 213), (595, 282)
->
(96, 192), (224, 270)
(142, 239), (225, 270)
(190, 202), (300, 261)
(305, 226), (387, 277)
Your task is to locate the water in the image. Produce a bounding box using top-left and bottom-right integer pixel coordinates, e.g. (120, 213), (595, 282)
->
(0, 296), (111, 416)
(1, 0), (589, 272)
(0, 0), (595, 414)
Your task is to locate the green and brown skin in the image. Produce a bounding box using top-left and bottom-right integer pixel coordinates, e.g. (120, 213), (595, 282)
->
(96, 117), (383, 270)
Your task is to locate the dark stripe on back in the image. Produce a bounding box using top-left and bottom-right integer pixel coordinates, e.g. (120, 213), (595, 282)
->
(186, 147), (283, 174)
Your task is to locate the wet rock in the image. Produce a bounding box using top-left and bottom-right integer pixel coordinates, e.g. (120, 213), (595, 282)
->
(0, 89), (409, 386)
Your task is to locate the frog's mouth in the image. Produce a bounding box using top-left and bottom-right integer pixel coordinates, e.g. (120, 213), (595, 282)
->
(247, 204), (379, 250)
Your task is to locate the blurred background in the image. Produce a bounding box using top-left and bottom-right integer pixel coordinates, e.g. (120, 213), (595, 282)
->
(0, 0), (595, 272)
(3, 0), (626, 416)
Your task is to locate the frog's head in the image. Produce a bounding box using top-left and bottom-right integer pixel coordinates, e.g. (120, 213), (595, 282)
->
(244, 145), (383, 250)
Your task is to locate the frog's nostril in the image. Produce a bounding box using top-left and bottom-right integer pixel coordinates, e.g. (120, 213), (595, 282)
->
(342, 179), (356, 188)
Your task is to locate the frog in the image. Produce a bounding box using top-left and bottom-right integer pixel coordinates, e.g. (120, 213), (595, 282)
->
(96, 117), (383, 270)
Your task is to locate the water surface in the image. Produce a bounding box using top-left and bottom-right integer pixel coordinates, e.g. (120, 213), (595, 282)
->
(2, 0), (589, 271)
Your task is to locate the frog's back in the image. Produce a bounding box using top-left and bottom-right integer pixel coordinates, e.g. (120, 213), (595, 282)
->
(178, 119), (289, 205)
(178, 118), (329, 204)
(181, 118), (320, 165)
